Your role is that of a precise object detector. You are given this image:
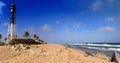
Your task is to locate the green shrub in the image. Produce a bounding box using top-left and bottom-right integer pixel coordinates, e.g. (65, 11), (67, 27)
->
(8, 39), (40, 45)
(0, 42), (5, 46)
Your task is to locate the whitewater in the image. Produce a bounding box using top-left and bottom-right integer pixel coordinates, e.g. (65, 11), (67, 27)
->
(69, 43), (120, 52)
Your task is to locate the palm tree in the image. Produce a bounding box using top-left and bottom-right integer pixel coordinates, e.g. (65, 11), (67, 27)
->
(33, 34), (37, 39)
(0, 34), (2, 42)
(36, 36), (39, 40)
(39, 39), (44, 44)
(14, 35), (18, 38)
(24, 31), (30, 39)
(4, 37), (7, 41)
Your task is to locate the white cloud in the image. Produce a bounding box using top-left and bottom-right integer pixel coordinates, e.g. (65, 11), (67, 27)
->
(81, 30), (96, 33)
(118, 16), (120, 22)
(64, 22), (81, 34)
(74, 23), (81, 28)
(48, 33), (60, 36)
(106, 17), (115, 22)
(41, 24), (52, 31)
(65, 30), (71, 34)
(74, 22), (83, 28)
(91, 0), (102, 11)
(97, 26), (115, 32)
(108, 0), (115, 3)
(55, 21), (60, 24)
(81, 30), (91, 33)
(1, 22), (8, 26)
(0, 1), (6, 16)
(118, 16), (120, 18)
(73, 34), (79, 38)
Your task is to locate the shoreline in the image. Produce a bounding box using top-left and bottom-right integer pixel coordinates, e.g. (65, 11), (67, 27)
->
(67, 45), (120, 63)
(67, 45), (120, 57)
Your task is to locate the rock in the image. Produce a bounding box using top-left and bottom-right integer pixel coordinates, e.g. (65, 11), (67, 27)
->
(93, 52), (110, 61)
(15, 45), (21, 51)
(21, 46), (30, 50)
(11, 45), (15, 49)
(11, 44), (31, 51)
(111, 52), (120, 63)
(23, 44), (27, 47)
(21, 44), (30, 50)
(85, 52), (93, 57)
(11, 45), (20, 51)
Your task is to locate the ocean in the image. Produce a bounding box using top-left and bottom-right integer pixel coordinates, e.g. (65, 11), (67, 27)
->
(67, 43), (120, 57)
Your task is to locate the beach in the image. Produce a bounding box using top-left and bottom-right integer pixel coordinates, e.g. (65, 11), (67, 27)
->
(0, 44), (115, 63)
(68, 45), (114, 57)
(68, 44), (120, 57)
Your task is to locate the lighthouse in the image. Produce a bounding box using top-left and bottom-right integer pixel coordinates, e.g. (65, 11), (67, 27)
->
(6, 2), (17, 43)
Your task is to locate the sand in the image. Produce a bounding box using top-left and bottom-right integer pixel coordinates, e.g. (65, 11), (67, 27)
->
(0, 44), (114, 63)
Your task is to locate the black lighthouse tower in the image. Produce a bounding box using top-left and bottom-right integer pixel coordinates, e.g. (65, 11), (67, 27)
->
(7, 2), (17, 43)
(10, 2), (16, 24)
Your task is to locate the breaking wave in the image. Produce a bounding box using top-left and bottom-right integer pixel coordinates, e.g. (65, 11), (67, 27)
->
(69, 43), (120, 52)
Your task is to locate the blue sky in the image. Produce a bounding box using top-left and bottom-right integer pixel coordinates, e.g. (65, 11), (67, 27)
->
(0, 0), (120, 44)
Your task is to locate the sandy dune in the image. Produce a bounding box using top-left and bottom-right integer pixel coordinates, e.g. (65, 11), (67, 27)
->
(0, 44), (114, 63)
